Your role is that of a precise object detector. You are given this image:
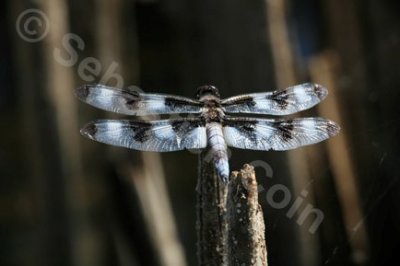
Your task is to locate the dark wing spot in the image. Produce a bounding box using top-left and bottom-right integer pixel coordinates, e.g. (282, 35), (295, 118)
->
(224, 119), (258, 140)
(276, 120), (294, 141)
(313, 84), (328, 100)
(271, 90), (289, 109)
(240, 121), (258, 141)
(171, 120), (185, 133)
(242, 123), (256, 132)
(165, 97), (201, 110)
(75, 84), (90, 100)
(129, 121), (152, 142)
(171, 119), (205, 135)
(230, 96), (256, 107)
(223, 119), (257, 128)
(124, 91), (141, 109)
(165, 97), (182, 109)
(326, 121), (340, 137)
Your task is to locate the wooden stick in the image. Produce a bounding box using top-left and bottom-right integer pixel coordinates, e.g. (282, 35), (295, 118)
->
(227, 164), (268, 266)
(197, 156), (268, 265)
(197, 149), (228, 265)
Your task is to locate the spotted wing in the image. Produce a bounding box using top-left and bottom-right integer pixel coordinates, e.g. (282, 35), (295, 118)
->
(80, 118), (207, 151)
(221, 83), (328, 115)
(223, 117), (340, 150)
(75, 84), (202, 115)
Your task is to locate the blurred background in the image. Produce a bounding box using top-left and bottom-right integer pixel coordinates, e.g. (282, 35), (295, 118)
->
(1, 0), (400, 265)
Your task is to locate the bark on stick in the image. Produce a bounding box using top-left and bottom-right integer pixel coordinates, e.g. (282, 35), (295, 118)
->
(226, 164), (268, 265)
(196, 149), (228, 265)
(197, 153), (268, 265)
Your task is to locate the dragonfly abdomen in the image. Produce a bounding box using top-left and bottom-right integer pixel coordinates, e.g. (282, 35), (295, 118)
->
(207, 123), (230, 182)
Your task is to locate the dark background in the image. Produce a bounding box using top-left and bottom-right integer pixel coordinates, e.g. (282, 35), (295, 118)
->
(1, 0), (400, 265)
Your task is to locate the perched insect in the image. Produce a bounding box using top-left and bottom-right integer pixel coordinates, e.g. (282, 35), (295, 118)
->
(75, 83), (340, 182)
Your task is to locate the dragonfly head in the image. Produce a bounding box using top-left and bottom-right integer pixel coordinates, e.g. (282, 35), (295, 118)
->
(196, 85), (220, 100)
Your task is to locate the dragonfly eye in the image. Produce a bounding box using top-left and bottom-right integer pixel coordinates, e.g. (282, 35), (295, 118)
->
(196, 85), (220, 99)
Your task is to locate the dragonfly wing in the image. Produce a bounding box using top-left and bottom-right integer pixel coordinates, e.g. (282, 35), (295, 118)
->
(80, 118), (207, 151)
(75, 84), (202, 115)
(223, 117), (340, 150)
(221, 83), (328, 115)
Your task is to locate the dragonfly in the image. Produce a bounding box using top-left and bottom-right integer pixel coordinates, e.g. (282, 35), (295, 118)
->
(75, 83), (340, 182)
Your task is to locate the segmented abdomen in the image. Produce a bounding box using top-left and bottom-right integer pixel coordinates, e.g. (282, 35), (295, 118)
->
(207, 123), (229, 182)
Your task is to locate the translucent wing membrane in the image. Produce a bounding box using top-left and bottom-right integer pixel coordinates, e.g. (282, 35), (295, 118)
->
(75, 84), (202, 115)
(223, 117), (340, 151)
(80, 119), (207, 152)
(221, 83), (328, 115)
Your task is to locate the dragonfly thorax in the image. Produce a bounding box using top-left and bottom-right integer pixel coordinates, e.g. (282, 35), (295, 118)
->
(202, 105), (224, 123)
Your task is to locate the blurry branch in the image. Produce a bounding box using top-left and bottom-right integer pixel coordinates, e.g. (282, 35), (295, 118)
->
(265, 0), (320, 265)
(265, 0), (296, 85)
(95, 1), (187, 265)
(318, 5), (370, 265)
(309, 51), (369, 265)
(96, 0), (123, 73)
(39, 1), (96, 266)
(227, 165), (268, 266)
(130, 153), (188, 266)
(11, 1), (56, 265)
(197, 153), (268, 265)
(41, 0), (82, 174)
